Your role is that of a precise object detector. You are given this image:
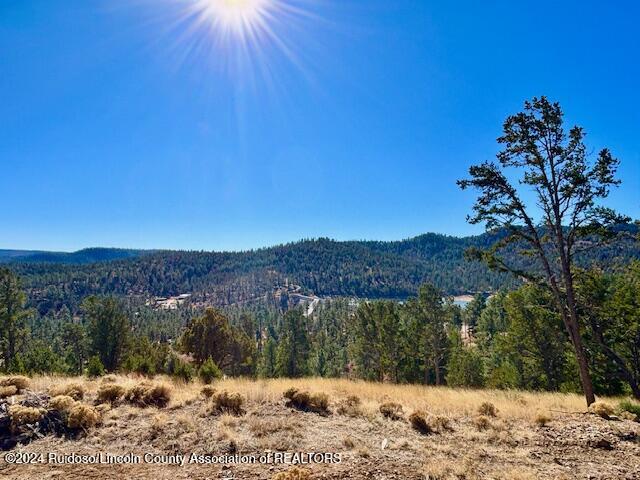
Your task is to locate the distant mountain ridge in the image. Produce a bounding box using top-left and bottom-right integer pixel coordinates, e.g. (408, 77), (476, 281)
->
(6, 228), (638, 315)
(0, 248), (151, 264)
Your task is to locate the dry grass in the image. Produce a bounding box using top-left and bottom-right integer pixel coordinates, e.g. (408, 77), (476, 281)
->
(67, 404), (100, 429)
(478, 401), (498, 417)
(200, 385), (217, 398)
(336, 394), (363, 417)
(124, 381), (172, 408)
(49, 382), (85, 400)
(409, 411), (433, 435)
(589, 400), (615, 419)
(473, 415), (492, 431)
(96, 384), (126, 404)
(284, 388), (330, 415)
(8, 405), (46, 427)
(16, 375), (611, 421)
(207, 390), (245, 416)
(0, 385), (18, 398)
(534, 411), (552, 427)
(271, 466), (311, 480)
(49, 395), (77, 412)
(1, 375), (638, 479)
(380, 401), (404, 420)
(0, 375), (30, 391)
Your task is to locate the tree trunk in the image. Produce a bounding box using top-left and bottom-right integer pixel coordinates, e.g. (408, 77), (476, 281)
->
(593, 328), (640, 400)
(562, 262), (596, 406)
(434, 360), (441, 385)
(565, 313), (596, 405)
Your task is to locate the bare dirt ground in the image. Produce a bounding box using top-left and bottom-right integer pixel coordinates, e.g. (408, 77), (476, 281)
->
(1, 376), (639, 480)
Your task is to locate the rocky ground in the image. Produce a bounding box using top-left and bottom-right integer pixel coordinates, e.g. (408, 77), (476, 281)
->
(0, 376), (639, 479)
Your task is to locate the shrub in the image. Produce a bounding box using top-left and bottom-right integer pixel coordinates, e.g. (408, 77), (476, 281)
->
(198, 357), (223, 384)
(86, 355), (106, 378)
(96, 384), (126, 404)
(123, 354), (156, 376)
(284, 389), (330, 415)
(446, 345), (485, 387)
(165, 355), (195, 382)
(125, 382), (172, 408)
(619, 399), (640, 420)
(271, 467), (311, 480)
(200, 385), (217, 398)
(336, 395), (362, 417)
(379, 402), (404, 420)
(478, 402), (497, 417)
(49, 395), (77, 413)
(409, 411), (432, 435)
(208, 391), (245, 416)
(9, 405), (45, 427)
(0, 375), (30, 391)
(589, 401), (615, 419)
(49, 383), (85, 401)
(343, 436), (355, 449)
(101, 374), (118, 383)
(534, 412), (552, 427)
(67, 404), (100, 429)
(431, 415), (452, 432)
(0, 385), (18, 398)
(473, 415), (491, 431)
(283, 387), (298, 400)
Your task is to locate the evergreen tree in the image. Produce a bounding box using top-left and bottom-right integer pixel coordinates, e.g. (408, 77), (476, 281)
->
(0, 268), (30, 371)
(576, 262), (640, 399)
(179, 308), (235, 368)
(275, 310), (310, 377)
(350, 301), (400, 381)
(257, 336), (277, 378)
(459, 96), (629, 405)
(446, 330), (485, 388)
(83, 296), (130, 372)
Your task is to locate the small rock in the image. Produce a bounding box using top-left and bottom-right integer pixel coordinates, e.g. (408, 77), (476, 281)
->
(590, 438), (613, 450)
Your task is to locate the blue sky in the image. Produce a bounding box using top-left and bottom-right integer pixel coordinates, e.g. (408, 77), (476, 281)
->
(1, 1), (638, 251)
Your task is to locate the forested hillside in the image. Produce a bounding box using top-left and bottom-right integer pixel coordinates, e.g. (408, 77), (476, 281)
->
(6, 228), (638, 315)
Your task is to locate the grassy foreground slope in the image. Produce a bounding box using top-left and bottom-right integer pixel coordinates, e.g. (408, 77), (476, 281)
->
(2, 376), (639, 480)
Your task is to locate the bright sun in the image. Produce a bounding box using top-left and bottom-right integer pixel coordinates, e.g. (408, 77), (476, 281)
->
(193, 0), (274, 38)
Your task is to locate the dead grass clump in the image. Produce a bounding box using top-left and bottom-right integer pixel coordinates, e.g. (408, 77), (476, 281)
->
(342, 436), (355, 449)
(271, 466), (311, 480)
(9, 405), (45, 427)
(101, 374), (118, 383)
(67, 404), (100, 429)
(208, 391), (245, 416)
(0, 375), (30, 392)
(96, 384), (126, 404)
(125, 382), (172, 408)
(431, 415), (452, 433)
(409, 411), (451, 435)
(150, 413), (168, 439)
(380, 402), (404, 420)
(49, 382), (85, 401)
(409, 411), (433, 435)
(473, 415), (491, 431)
(589, 401), (615, 419)
(49, 395), (77, 413)
(478, 401), (497, 417)
(336, 395), (362, 417)
(284, 388), (330, 415)
(249, 417), (292, 438)
(534, 411), (552, 427)
(200, 385), (217, 398)
(0, 385), (18, 398)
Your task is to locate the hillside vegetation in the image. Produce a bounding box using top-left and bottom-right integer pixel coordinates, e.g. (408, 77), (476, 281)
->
(7, 229), (638, 314)
(1, 375), (639, 479)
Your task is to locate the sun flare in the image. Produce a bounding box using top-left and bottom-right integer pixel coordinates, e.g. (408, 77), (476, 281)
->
(192, 0), (274, 39)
